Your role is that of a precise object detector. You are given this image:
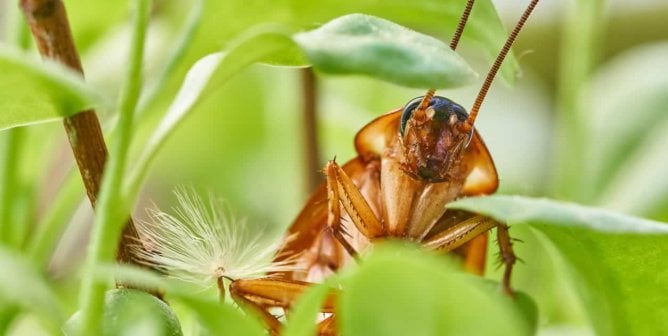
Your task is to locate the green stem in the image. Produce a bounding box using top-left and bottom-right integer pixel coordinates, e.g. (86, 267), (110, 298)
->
(0, 3), (32, 246)
(27, 173), (81, 266)
(552, 0), (605, 201)
(0, 10), (35, 335)
(136, 0), (202, 114)
(0, 130), (23, 246)
(24, 0), (201, 268)
(3, 0), (31, 46)
(78, 0), (150, 334)
(0, 305), (20, 335)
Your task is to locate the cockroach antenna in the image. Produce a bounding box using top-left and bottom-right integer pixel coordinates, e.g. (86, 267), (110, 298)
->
(461, 0), (540, 133)
(417, 0), (476, 115)
(450, 0), (476, 50)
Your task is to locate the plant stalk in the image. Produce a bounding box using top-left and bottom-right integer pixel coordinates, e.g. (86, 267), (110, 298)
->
(19, 0), (144, 267)
(76, 0), (151, 334)
(552, 0), (605, 201)
(0, 130), (24, 247)
(300, 68), (321, 195)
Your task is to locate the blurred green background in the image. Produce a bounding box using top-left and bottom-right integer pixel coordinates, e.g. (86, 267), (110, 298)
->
(1, 0), (668, 334)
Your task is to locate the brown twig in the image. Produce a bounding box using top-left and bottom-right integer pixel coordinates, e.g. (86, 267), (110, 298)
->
(300, 68), (321, 194)
(20, 0), (143, 273)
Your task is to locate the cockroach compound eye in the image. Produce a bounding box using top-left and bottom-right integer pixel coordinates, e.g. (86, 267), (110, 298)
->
(400, 96), (468, 136)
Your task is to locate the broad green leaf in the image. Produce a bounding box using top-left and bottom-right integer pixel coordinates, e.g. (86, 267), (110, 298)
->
(338, 243), (533, 336)
(199, 0), (517, 81)
(307, 0), (519, 83)
(580, 42), (668, 205)
(282, 280), (335, 336)
(293, 14), (476, 88)
(64, 289), (183, 336)
(449, 195), (668, 234)
(599, 117), (668, 218)
(0, 248), (63, 332)
(177, 296), (265, 336)
(0, 305), (20, 335)
(449, 195), (668, 335)
(579, 42), (668, 216)
(512, 291), (539, 333)
(93, 264), (265, 335)
(0, 46), (103, 131)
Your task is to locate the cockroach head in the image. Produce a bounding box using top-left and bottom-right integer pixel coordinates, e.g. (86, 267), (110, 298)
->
(398, 95), (473, 182)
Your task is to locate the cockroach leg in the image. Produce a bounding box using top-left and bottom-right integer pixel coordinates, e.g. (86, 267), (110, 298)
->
(230, 289), (283, 335)
(325, 162), (359, 258)
(325, 160), (384, 256)
(423, 217), (517, 294)
(462, 233), (488, 276)
(317, 315), (337, 335)
(229, 278), (337, 334)
(496, 223), (517, 296)
(230, 278), (336, 312)
(423, 215), (497, 251)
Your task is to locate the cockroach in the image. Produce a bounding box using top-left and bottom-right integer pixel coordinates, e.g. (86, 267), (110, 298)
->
(228, 0), (540, 334)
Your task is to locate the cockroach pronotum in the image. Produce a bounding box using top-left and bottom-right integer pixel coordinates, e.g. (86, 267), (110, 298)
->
(227, 1), (540, 334)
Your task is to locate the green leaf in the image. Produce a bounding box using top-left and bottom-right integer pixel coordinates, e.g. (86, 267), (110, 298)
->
(136, 0), (204, 113)
(92, 264), (265, 335)
(282, 280), (335, 336)
(0, 305), (20, 335)
(0, 247), (63, 333)
(178, 296), (265, 336)
(449, 195), (668, 335)
(338, 243), (533, 336)
(0, 46), (103, 131)
(512, 291), (539, 333)
(580, 42), (668, 216)
(294, 14), (476, 88)
(449, 195), (668, 234)
(599, 121), (668, 218)
(199, 0), (516, 81)
(65, 289), (183, 336)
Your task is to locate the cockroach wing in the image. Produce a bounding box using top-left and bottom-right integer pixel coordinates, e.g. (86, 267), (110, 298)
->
(460, 131), (498, 195)
(354, 109), (403, 162)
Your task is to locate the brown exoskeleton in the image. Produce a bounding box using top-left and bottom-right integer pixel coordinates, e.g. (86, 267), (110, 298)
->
(228, 0), (540, 334)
